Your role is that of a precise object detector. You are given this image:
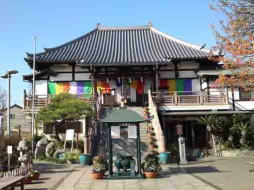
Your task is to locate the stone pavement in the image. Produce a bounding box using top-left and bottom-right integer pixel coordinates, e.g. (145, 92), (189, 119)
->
(181, 156), (254, 190)
(57, 165), (217, 190)
(25, 157), (254, 190)
(23, 162), (74, 190)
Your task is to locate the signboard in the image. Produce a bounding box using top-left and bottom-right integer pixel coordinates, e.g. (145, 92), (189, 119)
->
(7, 146), (12, 155)
(128, 125), (137, 139)
(176, 124), (183, 136)
(65, 129), (75, 141)
(111, 126), (120, 139)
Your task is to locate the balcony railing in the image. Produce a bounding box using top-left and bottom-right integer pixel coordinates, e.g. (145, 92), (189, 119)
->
(152, 91), (228, 106)
(24, 94), (93, 111)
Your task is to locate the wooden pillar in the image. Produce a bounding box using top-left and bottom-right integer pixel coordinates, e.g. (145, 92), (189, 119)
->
(231, 86), (235, 110)
(136, 123), (142, 176)
(107, 123), (113, 177)
(191, 122), (195, 148)
(155, 63), (159, 94)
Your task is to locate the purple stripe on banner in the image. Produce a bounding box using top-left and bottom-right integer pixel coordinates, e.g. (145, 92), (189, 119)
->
(184, 79), (192, 92)
(77, 82), (84, 95)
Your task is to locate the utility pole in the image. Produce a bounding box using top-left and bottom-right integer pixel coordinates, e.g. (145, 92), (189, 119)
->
(31, 37), (37, 155)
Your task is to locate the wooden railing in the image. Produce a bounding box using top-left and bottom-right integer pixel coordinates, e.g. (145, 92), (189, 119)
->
(0, 164), (32, 178)
(24, 94), (93, 111)
(152, 91), (228, 106)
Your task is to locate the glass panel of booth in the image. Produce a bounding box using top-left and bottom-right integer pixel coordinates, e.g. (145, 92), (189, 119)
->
(111, 124), (137, 139)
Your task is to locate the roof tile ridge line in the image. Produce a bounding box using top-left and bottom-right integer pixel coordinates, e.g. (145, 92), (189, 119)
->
(98, 25), (151, 31)
(26, 28), (98, 57)
(150, 27), (210, 53)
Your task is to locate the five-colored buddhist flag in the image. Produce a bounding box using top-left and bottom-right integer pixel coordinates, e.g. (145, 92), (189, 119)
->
(48, 81), (56, 95)
(176, 79), (184, 95)
(168, 80), (176, 92)
(84, 81), (92, 98)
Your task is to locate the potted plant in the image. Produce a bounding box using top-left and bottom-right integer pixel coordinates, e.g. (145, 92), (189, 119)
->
(91, 155), (108, 180)
(148, 131), (155, 138)
(142, 152), (161, 178)
(30, 169), (40, 180)
(149, 142), (158, 149)
(25, 175), (33, 184)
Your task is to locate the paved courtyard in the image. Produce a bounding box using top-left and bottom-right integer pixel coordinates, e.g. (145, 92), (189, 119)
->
(23, 156), (254, 190)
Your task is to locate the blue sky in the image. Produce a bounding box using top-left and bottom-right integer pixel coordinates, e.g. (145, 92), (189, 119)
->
(0, 0), (223, 105)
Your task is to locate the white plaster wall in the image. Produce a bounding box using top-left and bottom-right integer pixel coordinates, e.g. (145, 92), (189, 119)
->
(177, 61), (199, 69)
(159, 71), (175, 78)
(192, 79), (200, 92)
(35, 80), (47, 96)
(178, 71), (197, 78)
(50, 64), (72, 72)
(50, 73), (72, 81)
(75, 65), (90, 72)
(160, 63), (174, 70)
(75, 73), (91, 81)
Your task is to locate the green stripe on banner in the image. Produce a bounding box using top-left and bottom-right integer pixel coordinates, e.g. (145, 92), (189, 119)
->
(48, 82), (56, 95)
(176, 79), (184, 95)
(84, 81), (92, 98)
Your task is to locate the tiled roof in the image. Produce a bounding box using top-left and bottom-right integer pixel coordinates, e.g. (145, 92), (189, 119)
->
(25, 25), (210, 66)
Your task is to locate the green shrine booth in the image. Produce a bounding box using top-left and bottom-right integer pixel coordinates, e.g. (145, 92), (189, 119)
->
(99, 107), (147, 179)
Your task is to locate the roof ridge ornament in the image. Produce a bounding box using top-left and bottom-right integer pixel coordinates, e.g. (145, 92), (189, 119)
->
(147, 21), (153, 27)
(96, 23), (101, 29)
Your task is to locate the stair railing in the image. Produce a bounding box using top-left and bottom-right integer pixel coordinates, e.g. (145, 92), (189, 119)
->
(148, 90), (166, 153)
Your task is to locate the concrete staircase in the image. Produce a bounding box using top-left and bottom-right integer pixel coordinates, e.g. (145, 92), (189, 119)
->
(95, 106), (150, 159)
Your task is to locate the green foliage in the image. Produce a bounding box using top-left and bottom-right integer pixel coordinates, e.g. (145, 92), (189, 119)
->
(142, 152), (161, 172)
(37, 93), (94, 125)
(0, 134), (20, 171)
(197, 114), (254, 149)
(196, 115), (224, 137)
(92, 155), (108, 173)
(64, 149), (81, 163)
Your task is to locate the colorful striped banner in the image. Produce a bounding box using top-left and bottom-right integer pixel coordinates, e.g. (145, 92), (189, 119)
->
(48, 81), (92, 97)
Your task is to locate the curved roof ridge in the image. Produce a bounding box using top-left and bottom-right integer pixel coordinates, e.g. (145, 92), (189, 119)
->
(98, 25), (151, 31)
(151, 27), (210, 53)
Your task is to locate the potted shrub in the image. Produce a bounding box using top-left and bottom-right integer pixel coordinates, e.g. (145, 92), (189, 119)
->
(25, 175), (33, 184)
(91, 155), (108, 180)
(30, 169), (40, 180)
(142, 152), (161, 178)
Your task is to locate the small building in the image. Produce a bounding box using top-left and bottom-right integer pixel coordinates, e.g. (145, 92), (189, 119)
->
(1, 104), (32, 137)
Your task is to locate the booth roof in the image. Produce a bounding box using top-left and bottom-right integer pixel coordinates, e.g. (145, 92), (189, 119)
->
(99, 108), (147, 123)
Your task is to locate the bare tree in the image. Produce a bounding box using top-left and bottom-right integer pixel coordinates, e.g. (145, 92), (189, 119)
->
(0, 88), (7, 115)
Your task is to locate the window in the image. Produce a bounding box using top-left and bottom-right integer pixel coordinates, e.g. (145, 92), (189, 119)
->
(239, 90), (254, 101)
(10, 114), (15, 119)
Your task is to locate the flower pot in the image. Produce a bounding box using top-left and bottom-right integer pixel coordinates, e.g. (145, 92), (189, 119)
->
(144, 172), (158, 178)
(25, 176), (33, 184)
(159, 152), (171, 164)
(31, 173), (40, 180)
(80, 154), (92, 165)
(91, 172), (104, 180)
(149, 144), (158, 149)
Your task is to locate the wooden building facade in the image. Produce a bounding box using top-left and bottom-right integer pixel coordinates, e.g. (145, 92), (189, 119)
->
(23, 24), (236, 151)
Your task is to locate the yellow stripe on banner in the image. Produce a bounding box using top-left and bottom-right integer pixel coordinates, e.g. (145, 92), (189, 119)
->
(168, 80), (176, 92)
(56, 83), (64, 94)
